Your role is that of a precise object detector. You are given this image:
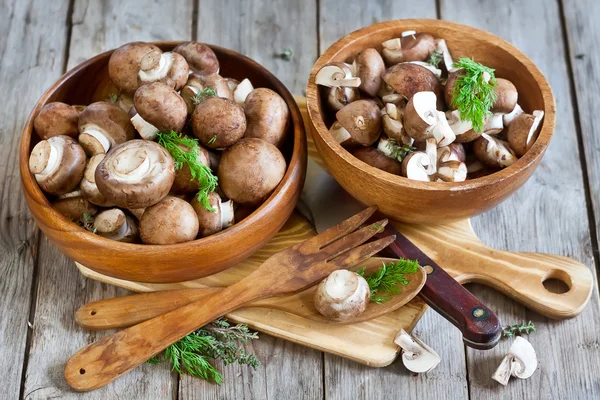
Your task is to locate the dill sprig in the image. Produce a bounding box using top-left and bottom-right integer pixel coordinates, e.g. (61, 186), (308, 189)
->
(386, 138), (416, 162)
(149, 318), (259, 384)
(157, 131), (218, 211)
(428, 50), (442, 68)
(192, 87), (217, 105)
(502, 321), (536, 339)
(78, 212), (97, 234)
(106, 92), (119, 104)
(450, 58), (497, 133)
(357, 259), (420, 304)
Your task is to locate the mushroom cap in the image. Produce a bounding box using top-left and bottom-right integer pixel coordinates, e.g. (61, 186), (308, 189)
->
(138, 51), (189, 91)
(400, 32), (436, 62)
(444, 70), (460, 109)
(80, 154), (114, 207)
(335, 100), (382, 146)
(29, 135), (87, 195)
(507, 111), (543, 157)
(218, 138), (286, 206)
(34, 102), (80, 140)
(95, 139), (176, 209)
(197, 73), (233, 100)
(492, 78), (518, 113)
(191, 192), (224, 237)
(402, 151), (432, 182)
(133, 82), (187, 133)
(78, 102), (135, 155)
(139, 196), (199, 244)
(191, 97), (246, 149)
(170, 143), (211, 194)
(326, 86), (359, 111)
(108, 42), (161, 94)
(352, 147), (402, 175)
(436, 160), (467, 182)
(243, 88), (290, 148)
(53, 191), (98, 221)
(473, 134), (517, 168)
(93, 208), (138, 243)
(353, 48), (385, 97)
(382, 63), (443, 108)
(173, 42), (219, 75)
(313, 269), (370, 321)
(403, 91), (438, 141)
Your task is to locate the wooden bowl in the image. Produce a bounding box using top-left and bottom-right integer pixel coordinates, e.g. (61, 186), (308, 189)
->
(20, 42), (307, 283)
(306, 20), (555, 224)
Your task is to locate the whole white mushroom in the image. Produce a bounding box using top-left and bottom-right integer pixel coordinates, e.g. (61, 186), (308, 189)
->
(313, 269), (370, 321)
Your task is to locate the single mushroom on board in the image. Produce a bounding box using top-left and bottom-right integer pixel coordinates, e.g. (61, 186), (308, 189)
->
(78, 101), (135, 156)
(492, 336), (538, 386)
(139, 196), (199, 245)
(173, 41), (220, 76)
(93, 208), (138, 243)
(233, 78), (255, 105)
(313, 269), (370, 321)
(507, 110), (544, 157)
(95, 140), (175, 209)
(108, 42), (161, 95)
(29, 135), (87, 195)
(130, 82), (188, 141)
(492, 78), (518, 114)
(137, 50), (189, 91)
(170, 143), (211, 194)
(191, 191), (235, 237)
(192, 97), (246, 149)
(315, 62), (361, 88)
(330, 100), (382, 147)
(402, 151), (432, 182)
(352, 146), (402, 175)
(218, 138), (286, 206)
(353, 48), (386, 97)
(394, 329), (441, 373)
(53, 190), (98, 220)
(473, 133), (517, 168)
(382, 63), (444, 108)
(34, 102), (80, 139)
(80, 154), (114, 207)
(244, 88), (290, 147)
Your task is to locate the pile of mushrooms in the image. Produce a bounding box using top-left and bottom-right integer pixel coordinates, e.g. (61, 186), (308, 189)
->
(315, 31), (545, 182)
(29, 41), (290, 245)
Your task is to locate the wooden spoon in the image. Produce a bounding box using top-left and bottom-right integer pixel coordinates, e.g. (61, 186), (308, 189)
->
(76, 256), (426, 330)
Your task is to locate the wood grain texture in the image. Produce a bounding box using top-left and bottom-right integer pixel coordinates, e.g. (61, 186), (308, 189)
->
(0, 1), (70, 398)
(440, 0), (600, 399)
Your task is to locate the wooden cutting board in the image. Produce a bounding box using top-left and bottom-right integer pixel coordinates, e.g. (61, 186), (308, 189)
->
(75, 97), (593, 367)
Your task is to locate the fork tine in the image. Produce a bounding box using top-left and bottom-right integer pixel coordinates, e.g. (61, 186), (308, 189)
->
(329, 235), (397, 269)
(305, 206), (378, 249)
(320, 219), (388, 260)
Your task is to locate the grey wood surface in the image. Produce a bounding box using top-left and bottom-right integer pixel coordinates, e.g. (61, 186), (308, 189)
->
(1, 0), (599, 399)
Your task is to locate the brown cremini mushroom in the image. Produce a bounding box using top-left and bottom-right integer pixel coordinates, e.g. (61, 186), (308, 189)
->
(139, 196), (199, 244)
(492, 78), (518, 113)
(382, 63), (443, 108)
(446, 110), (483, 143)
(80, 154), (114, 207)
(137, 50), (189, 91)
(353, 48), (385, 97)
(191, 192), (235, 237)
(315, 62), (361, 88)
(170, 143), (211, 194)
(233, 78), (255, 105)
(93, 208), (139, 243)
(325, 86), (360, 111)
(503, 103), (524, 126)
(108, 42), (161, 95)
(402, 151), (432, 182)
(53, 190), (97, 220)
(34, 102), (80, 140)
(331, 100), (381, 147)
(473, 133), (517, 168)
(173, 42), (219, 76)
(78, 102), (135, 156)
(436, 160), (467, 182)
(381, 32), (436, 65)
(507, 110), (544, 157)
(192, 97), (246, 149)
(244, 88), (289, 148)
(181, 73), (234, 113)
(352, 147), (402, 175)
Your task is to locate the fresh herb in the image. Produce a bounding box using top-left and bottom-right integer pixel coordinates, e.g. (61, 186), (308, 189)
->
(192, 87), (217, 105)
(157, 131), (218, 211)
(78, 212), (96, 234)
(451, 58), (497, 133)
(106, 92), (119, 104)
(386, 138), (416, 162)
(276, 48), (294, 61)
(357, 259), (419, 304)
(428, 50), (442, 68)
(502, 321), (536, 339)
(149, 318), (259, 384)
(208, 135), (217, 144)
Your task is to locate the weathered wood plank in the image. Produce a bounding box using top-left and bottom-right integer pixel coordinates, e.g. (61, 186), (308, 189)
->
(318, 3), (470, 400)
(22, 0), (193, 398)
(0, 0), (71, 399)
(440, 0), (600, 398)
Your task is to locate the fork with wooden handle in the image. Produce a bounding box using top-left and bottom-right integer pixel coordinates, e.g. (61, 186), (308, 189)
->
(64, 207), (396, 391)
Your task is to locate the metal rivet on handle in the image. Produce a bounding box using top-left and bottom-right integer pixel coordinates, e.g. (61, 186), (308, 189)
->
(423, 265), (434, 274)
(472, 308), (486, 318)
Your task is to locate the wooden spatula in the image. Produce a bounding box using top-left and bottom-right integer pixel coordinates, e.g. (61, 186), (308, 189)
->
(64, 207), (396, 391)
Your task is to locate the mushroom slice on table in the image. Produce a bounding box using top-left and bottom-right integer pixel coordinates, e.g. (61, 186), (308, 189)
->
(473, 133), (517, 168)
(218, 138), (286, 206)
(492, 337), (538, 385)
(95, 140), (175, 209)
(93, 208), (138, 243)
(331, 100), (382, 147)
(80, 154), (114, 207)
(382, 63), (443, 108)
(244, 88), (290, 148)
(394, 329), (441, 373)
(170, 143), (211, 194)
(507, 110), (544, 157)
(78, 102), (135, 156)
(352, 48), (385, 97)
(352, 147), (402, 175)
(29, 135), (87, 195)
(402, 151), (432, 182)
(192, 97), (246, 149)
(139, 196), (199, 245)
(315, 62), (361, 88)
(108, 42), (161, 95)
(34, 102), (80, 140)
(137, 50), (189, 91)
(53, 190), (97, 220)
(313, 269), (370, 322)
(191, 192), (235, 237)
(492, 78), (518, 114)
(173, 41), (219, 76)
(233, 78), (254, 105)
(325, 86), (360, 111)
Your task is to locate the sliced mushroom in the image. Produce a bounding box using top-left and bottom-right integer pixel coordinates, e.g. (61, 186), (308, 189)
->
(381, 32), (436, 65)
(325, 86), (360, 111)
(244, 88), (290, 148)
(424, 137), (438, 176)
(405, 61), (442, 78)
(78, 102), (135, 156)
(492, 337), (538, 385)
(313, 269), (370, 321)
(473, 133), (517, 168)
(503, 103), (524, 126)
(108, 42), (161, 94)
(29, 135), (87, 195)
(382, 103), (412, 145)
(173, 41), (219, 76)
(170, 143), (211, 194)
(315, 62), (360, 88)
(382, 63), (443, 108)
(438, 143), (466, 163)
(434, 38), (455, 72)
(192, 97), (246, 149)
(402, 152), (432, 182)
(352, 147), (402, 175)
(53, 190), (97, 220)
(95, 140), (175, 209)
(233, 78), (254, 105)
(191, 192), (235, 237)
(80, 154), (114, 207)
(353, 48), (385, 97)
(93, 208), (138, 243)
(403, 91), (438, 141)
(507, 110), (544, 157)
(34, 102), (80, 139)
(484, 113), (505, 135)
(437, 160), (467, 182)
(137, 50), (189, 91)
(139, 196), (199, 244)
(446, 110), (483, 143)
(394, 329), (441, 373)
(431, 111), (456, 146)
(218, 138), (286, 206)
(492, 78), (518, 113)
(381, 38), (403, 65)
(332, 100), (381, 147)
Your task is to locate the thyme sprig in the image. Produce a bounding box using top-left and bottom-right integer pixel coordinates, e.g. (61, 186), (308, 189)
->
(157, 131), (218, 211)
(78, 212), (96, 234)
(106, 92), (119, 104)
(357, 259), (420, 304)
(192, 87), (217, 105)
(428, 50), (442, 68)
(149, 318), (259, 384)
(386, 138), (416, 162)
(502, 321), (536, 339)
(451, 58), (497, 133)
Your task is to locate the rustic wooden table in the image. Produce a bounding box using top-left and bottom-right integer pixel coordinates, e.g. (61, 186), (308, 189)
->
(2, 0), (599, 399)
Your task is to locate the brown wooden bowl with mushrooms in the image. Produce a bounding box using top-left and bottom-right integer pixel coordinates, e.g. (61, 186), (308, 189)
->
(306, 19), (555, 224)
(20, 41), (306, 283)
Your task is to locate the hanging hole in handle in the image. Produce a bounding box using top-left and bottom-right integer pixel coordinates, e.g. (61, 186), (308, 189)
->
(542, 269), (572, 294)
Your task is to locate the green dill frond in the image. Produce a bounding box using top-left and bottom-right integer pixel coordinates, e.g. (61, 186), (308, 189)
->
(106, 92), (119, 104)
(208, 135), (217, 144)
(356, 259), (420, 304)
(386, 138), (416, 162)
(192, 87), (217, 105)
(451, 58), (497, 133)
(502, 321), (536, 339)
(428, 50), (442, 68)
(157, 131), (218, 211)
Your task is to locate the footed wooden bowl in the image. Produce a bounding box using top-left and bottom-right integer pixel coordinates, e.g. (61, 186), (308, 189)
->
(306, 19), (555, 224)
(20, 42), (306, 283)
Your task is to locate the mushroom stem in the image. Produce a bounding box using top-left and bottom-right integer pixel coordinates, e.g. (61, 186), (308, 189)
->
(139, 51), (173, 82)
(130, 113), (160, 140)
(233, 78), (254, 105)
(503, 103), (524, 126)
(329, 121), (352, 144)
(484, 113), (504, 135)
(80, 126), (111, 153)
(424, 138), (437, 175)
(31, 139), (61, 178)
(221, 200), (235, 228)
(492, 337), (538, 385)
(434, 39), (455, 72)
